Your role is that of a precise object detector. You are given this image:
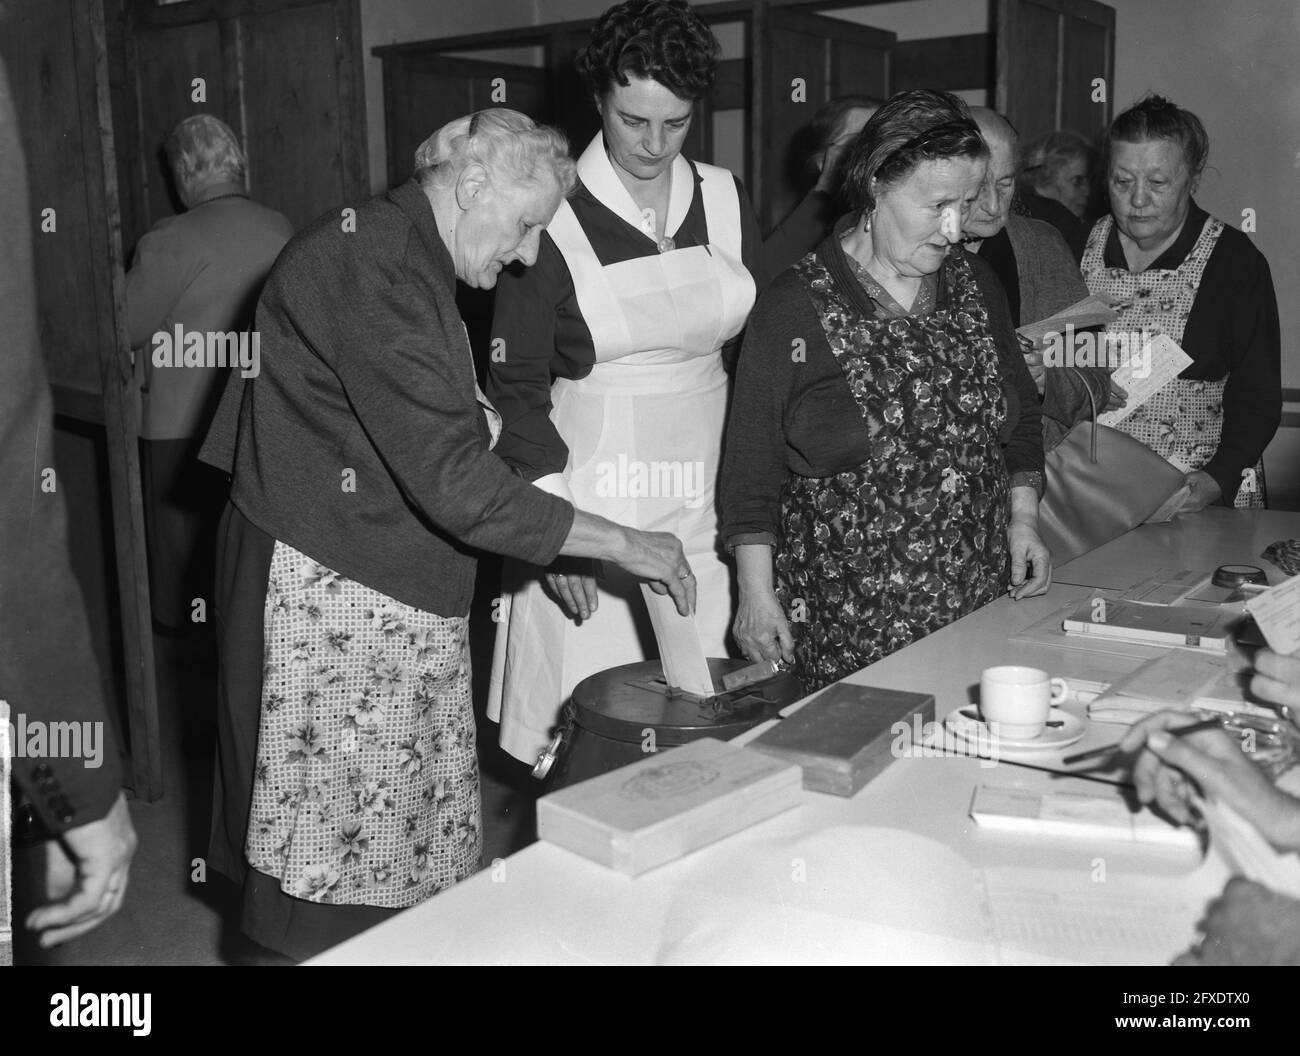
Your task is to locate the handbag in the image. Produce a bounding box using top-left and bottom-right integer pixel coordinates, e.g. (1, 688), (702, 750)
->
(1037, 369), (1187, 565)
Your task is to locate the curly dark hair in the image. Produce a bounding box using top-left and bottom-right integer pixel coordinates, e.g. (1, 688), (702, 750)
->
(576, 0), (719, 102)
(841, 89), (988, 214)
(1102, 93), (1209, 179)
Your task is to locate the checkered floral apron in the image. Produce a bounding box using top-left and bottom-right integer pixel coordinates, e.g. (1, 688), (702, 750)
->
(244, 542), (482, 909)
(1081, 216), (1264, 507)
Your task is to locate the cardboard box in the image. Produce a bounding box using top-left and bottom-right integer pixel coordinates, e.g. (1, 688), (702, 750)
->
(749, 683), (936, 796)
(536, 737), (802, 876)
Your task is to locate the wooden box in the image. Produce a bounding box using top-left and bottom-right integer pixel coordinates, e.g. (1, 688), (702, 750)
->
(536, 737), (802, 876)
(749, 683), (936, 797)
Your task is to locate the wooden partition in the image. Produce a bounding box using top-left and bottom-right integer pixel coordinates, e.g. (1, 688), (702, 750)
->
(1, 0), (160, 798)
(117, 0), (368, 254)
(376, 0), (1114, 233)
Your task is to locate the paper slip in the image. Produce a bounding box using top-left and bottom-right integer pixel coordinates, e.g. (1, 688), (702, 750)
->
(1197, 795), (1300, 899)
(1244, 574), (1300, 654)
(1097, 333), (1194, 429)
(1144, 483), (1191, 524)
(640, 583), (715, 695)
(1014, 294), (1117, 347)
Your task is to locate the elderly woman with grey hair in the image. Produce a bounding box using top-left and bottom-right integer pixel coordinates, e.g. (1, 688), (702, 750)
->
(202, 108), (696, 961)
(125, 113), (293, 629)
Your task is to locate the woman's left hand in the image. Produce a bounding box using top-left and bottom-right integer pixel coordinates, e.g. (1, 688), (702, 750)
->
(1006, 518), (1052, 599)
(1175, 470), (1222, 513)
(544, 557), (600, 621)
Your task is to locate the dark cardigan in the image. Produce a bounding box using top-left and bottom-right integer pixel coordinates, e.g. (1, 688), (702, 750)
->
(721, 228), (1044, 550)
(203, 180), (575, 616)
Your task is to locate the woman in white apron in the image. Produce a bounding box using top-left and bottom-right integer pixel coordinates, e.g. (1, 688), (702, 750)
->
(1081, 96), (1280, 510)
(486, 0), (765, 765)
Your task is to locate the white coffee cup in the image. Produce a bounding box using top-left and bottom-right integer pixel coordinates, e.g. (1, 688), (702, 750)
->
(980, 666), (1068, 739)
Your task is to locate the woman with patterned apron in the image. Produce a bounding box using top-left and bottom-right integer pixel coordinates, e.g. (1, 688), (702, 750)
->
(486, 1), (764, 765)
(721, 91), (1051, 691)
(1082, 96), (1280, 510)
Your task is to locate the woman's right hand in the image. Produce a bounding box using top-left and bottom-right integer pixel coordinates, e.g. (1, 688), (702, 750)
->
(613, 525), (696, 617)
(734, 587), (795, 664)
(1118, 709), (1300, 851)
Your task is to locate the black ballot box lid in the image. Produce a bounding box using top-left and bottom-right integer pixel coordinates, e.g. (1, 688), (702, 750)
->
(569, 658), (804, 746)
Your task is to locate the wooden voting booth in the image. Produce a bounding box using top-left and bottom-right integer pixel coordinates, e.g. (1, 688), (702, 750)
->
(376, 0), (1115, 231)
(3, 0), (367, 801)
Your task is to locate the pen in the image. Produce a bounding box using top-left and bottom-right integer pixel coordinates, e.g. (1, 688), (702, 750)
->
(1062, 716), (1223, 766)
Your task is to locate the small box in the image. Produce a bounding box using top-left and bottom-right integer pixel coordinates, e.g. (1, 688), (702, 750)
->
(536, 737), (802, 876)
(749, 683), (936, 797)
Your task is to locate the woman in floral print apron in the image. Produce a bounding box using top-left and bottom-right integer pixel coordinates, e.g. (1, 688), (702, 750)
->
(1082, 96), (1280, 510)
(205, 109), (697, 962)
(722, 91), (1052, 690)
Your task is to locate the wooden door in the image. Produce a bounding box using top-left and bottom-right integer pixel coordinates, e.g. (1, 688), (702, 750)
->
(122, 0), (368, 245)
(382, 55), (550, 189)
(996, 0), (1116, 144)
(759, 8), (893, 231)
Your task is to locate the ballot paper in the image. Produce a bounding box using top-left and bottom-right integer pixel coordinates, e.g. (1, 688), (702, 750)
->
(640, 583), (715, 695)
(1014, 294), (1118, 347)
(1096, 333), (1194, 431)
(1244, 573), (1300, 655)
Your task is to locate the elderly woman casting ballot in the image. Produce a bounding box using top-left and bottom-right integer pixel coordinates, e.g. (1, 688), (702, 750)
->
(721, 90), (1051, 689)
(202, 110), (695, 960)
(1081, 95), (1280, 510)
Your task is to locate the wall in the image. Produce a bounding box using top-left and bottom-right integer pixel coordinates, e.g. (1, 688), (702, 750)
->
(829, 0), (991, 107)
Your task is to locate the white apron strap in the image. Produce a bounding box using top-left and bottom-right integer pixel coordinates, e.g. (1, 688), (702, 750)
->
(544, 199), (631, 358)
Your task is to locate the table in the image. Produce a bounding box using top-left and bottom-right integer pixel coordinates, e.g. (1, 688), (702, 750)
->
(1053, 507), (1296, 592)
(309, 509), (1300, 966)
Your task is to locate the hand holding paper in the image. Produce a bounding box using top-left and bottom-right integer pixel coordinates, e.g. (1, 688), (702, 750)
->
(1014, 294), (1118, 348)
(1096, 333), (1194, 429)
(640, 582), (715, 696)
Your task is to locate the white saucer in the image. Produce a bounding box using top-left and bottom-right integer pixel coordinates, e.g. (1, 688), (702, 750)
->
(943, 706), (1085, 753)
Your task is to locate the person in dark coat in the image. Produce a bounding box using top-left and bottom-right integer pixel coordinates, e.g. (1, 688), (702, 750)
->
(0, 53), (136, 951)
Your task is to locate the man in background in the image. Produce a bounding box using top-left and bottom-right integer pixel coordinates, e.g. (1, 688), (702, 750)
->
(961, 107), (1117, 448)
(125, 114), (292, 631)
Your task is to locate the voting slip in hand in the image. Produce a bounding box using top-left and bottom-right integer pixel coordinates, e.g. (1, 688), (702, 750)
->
(1014, 294), (1118, 348)
(640, 582), (715, 695)
(1144, 482), (1192, 524)
(1097, 333), (1195, 429)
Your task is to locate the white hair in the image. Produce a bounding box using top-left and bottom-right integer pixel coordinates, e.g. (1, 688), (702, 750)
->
(166, 113), (247, 190)
(414, 108), (576, 195)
